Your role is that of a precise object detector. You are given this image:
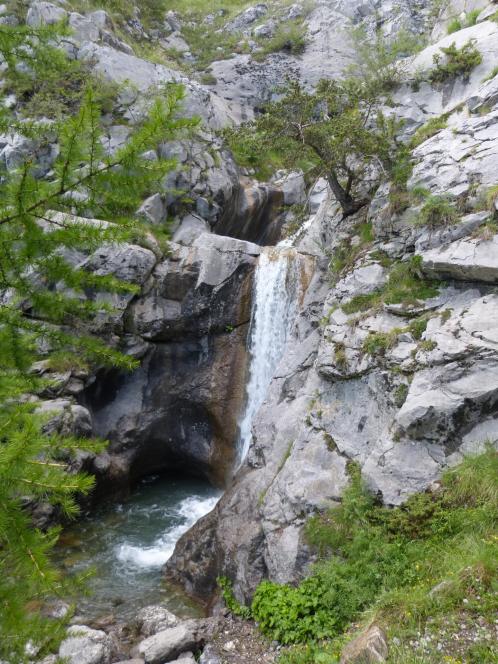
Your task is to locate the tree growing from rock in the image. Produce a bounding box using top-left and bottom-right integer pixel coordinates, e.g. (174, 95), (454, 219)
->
(0, 21), (196, 659)
(226, 77), (402, 217)
(225, 26), (412, 217)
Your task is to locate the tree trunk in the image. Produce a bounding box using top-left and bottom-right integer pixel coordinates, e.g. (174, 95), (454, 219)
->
(326, 171), (367, 217)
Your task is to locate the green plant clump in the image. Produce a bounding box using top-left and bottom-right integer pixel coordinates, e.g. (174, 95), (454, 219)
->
(429, 40), (483, 83)
(416, 194), (459, 228)
(255, 449), (498, 662)
(409, 114), (449, 149)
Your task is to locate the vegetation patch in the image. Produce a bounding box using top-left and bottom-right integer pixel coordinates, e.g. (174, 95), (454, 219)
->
(242, 449), (498, 662)
(415, 194), (459, 228)
(429, 40), (482, 84)
(409, 114), (449, 149)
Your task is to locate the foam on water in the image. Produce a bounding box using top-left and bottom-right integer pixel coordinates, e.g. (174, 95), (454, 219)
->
(55, 476), (220, 621)
(116, 494), (220, 569)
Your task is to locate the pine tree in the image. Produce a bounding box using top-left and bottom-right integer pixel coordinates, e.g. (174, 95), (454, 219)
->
(0, 20), (197, 660)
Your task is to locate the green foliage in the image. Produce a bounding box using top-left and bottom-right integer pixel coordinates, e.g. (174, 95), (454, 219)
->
(0, 21), (196, 659)
(408, 316), (428, 340)
(217, 576), (251, 619)
(393, 383), (409, 407)
(383, 256), (439, 305)
(416, 194), (459, 228)
(342, 256), (439, 315)
(409, 114), (449, 149)
(429, 40), (483, 83)
(255, 22), (307, 59)
(483, 65), (498, 82)
(264, 449), (498, 663)
(1, 21), (120, 119)
(328, 223), (374, 280)
(362, 329), (401, 356)
(447, 18), (462, 34)
(485, 184), (498, 210)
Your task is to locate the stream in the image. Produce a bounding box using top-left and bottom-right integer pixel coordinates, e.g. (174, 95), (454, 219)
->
(55, 475), (220, 622)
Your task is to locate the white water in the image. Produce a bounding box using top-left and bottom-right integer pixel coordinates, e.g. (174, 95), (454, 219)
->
(237, 246), (303, 465)
(116, 493), (220, 569)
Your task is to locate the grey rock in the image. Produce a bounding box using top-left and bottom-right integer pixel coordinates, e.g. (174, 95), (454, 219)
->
(161, 31), (190, 53)
(414, 211), (491, 252)
(26, 1), (67, 26)
(421, 234), (498, 283)
(253, 20), (276, 39)
(81, 243), (156, 285)
(58, 625), (113, 664)
(199, 645), (222, 664)
(135, 605), (179, 637)
(272, 170), (306, 206)
(172, 214), (210, 246)
(227, 3), (268, 31)
(340, 624), (388, 663)
(137, 621), (204, 664)
(138, 193), (165, 225)
(68, 12), (100, 43)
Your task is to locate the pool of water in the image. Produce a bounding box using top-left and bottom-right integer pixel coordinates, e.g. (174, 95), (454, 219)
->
(55, 475), (221, 623)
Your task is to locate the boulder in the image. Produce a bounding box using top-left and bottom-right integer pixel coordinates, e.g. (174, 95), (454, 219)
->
(172, 215), (210, 246)
(340, 624), (388, 663)
(58, 625), (113, 664)
(420, 234), (498, 283)
(26, 1), (67, 26)
(199, 645), (222, 664)
(135, 605), (179, 637)
(138, 194), (166, 225)
(227, 4), (268, 31)
(81, 243), (157, 285)
(137, 621), (205, 664)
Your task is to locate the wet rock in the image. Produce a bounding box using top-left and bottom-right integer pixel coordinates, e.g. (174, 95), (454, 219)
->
(340, 624), (388, 663)
(58, 625), (113, 664)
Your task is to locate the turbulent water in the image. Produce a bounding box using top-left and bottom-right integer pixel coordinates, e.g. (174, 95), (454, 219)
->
(56, 476), (220, 621)
(237, 246), (302, 464)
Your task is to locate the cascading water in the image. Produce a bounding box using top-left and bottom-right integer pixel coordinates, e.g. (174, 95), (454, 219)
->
(237, 246), (303, 465)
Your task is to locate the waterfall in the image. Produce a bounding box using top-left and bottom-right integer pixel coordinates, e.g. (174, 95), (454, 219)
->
(237, 246), (303, 466)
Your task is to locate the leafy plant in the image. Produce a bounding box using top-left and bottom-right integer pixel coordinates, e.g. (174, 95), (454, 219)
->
(255, 21), (307, 59)
(264, 449), (498, 663)
(218, 576), (251, 619)
(429, 40), (483, 83)
(225, 28), (408, 216)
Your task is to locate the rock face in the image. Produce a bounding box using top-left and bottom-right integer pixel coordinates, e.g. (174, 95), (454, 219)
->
(82, 234), (260, 487)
